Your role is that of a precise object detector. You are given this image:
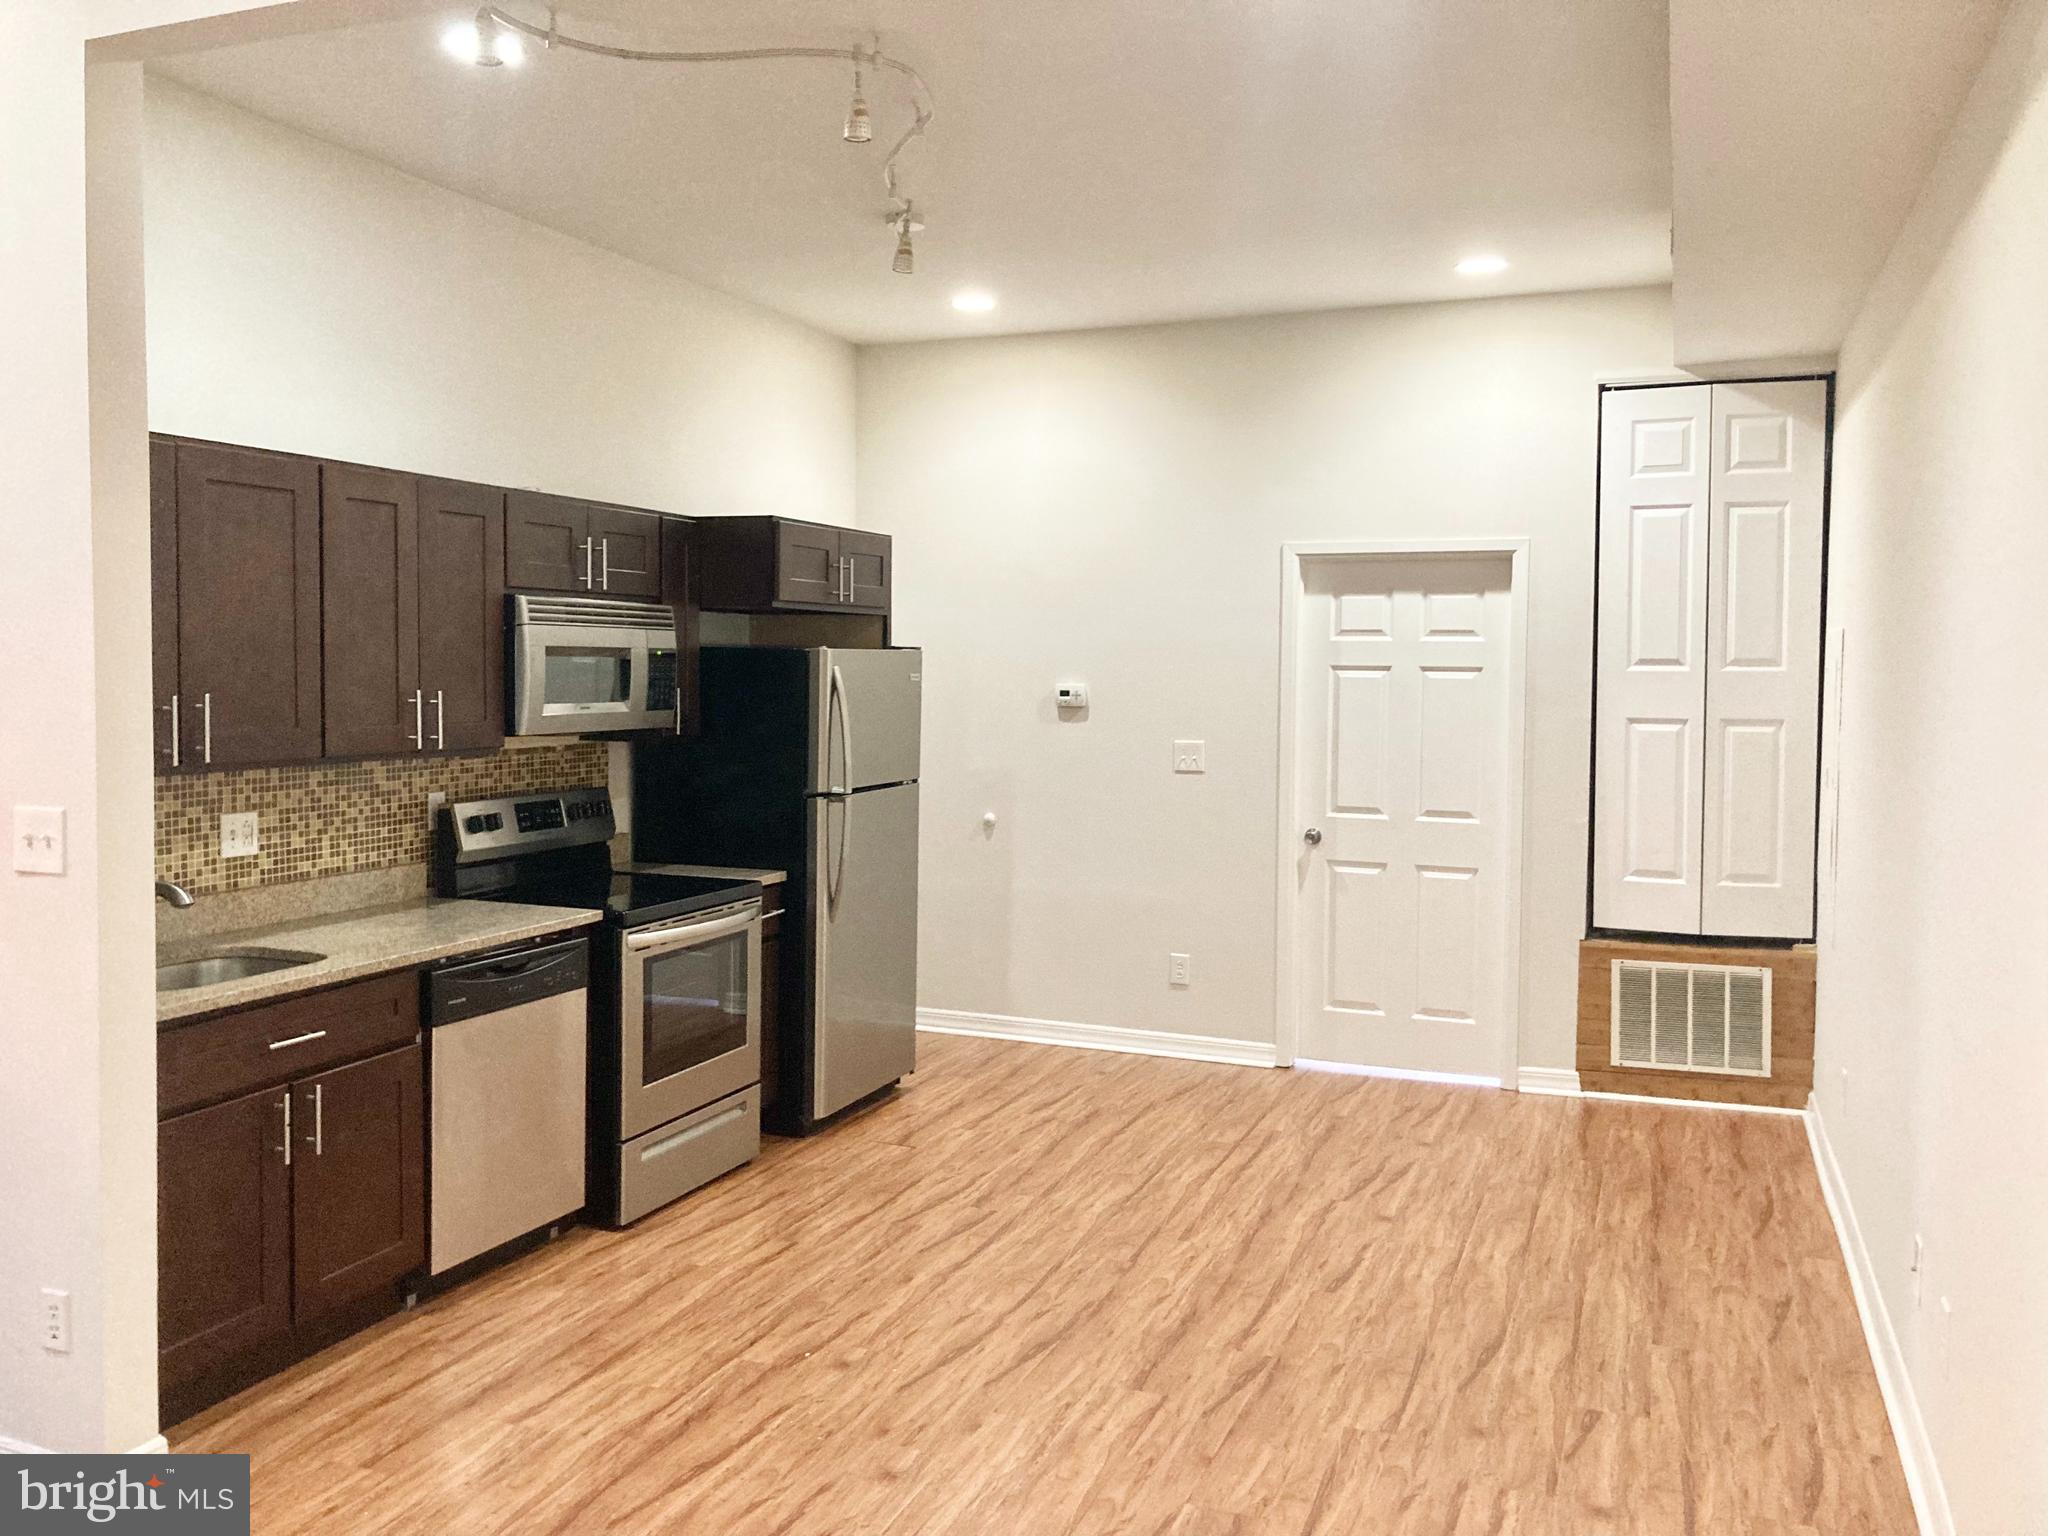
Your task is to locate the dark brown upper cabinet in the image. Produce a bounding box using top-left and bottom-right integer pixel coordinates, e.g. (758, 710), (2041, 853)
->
(416, 478), (507, 753)
(164, 441), (324, 770)
(322, 464), (420, 760)
(506, 492), (665, 599)
(323, 468), (507, 758)
(290, 1045), (425, 1328)
(696, 516), (892, 616)
(660, 514), (701, 739)
(588, 504), (663, 597)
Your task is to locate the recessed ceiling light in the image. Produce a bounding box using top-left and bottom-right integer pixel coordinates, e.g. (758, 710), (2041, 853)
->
(1455, 254), (1509, 277)
(442, 18), (524, 67)
(951, 290), (997, 313)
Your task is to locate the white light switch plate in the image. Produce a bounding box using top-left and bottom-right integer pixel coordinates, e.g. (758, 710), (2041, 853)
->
(12, 806), (65, 875)
(220, 811), (261, 859)
(1172, 740), (1206, 774)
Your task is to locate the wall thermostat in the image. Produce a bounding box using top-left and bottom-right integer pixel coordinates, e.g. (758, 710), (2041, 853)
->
(1056, 682), (1089, 711)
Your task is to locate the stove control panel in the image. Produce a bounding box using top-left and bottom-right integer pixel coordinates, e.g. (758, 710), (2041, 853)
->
(441, 785), (615, 865)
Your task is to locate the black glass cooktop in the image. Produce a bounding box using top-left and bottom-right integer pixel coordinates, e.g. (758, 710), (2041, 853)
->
(488, 869), (760, 928)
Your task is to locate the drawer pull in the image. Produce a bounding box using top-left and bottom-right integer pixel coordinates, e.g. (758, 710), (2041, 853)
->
(268, 1029), (329, 1051)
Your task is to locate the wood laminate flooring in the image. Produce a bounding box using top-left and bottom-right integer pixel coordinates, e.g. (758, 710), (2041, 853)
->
(172, 1034), (1914, 1534)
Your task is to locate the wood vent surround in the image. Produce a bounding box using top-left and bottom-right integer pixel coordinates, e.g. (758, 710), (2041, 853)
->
(1577, 937), (1815, 1109)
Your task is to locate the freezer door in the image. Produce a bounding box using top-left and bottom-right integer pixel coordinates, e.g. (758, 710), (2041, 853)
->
(810, 648), (923, 793)
(808, 782), (919, 1119)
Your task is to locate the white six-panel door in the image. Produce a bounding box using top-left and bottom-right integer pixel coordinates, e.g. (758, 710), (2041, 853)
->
(1291, 553), (1514, 1077)
(1594, 384), (1713, 934)
(1593, 379), (1827, 941)
(1702, 380), (1827, 937)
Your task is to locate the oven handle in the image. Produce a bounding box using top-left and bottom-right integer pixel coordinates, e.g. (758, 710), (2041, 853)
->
(623, 903), (761, 953)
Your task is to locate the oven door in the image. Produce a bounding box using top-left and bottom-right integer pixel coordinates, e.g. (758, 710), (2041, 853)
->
(617, 901), (761, 1137)
(513, 621), (662, 735)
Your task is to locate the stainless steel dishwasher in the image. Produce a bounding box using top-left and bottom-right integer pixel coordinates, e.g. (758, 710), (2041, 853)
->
(425, 935), (590, 1275)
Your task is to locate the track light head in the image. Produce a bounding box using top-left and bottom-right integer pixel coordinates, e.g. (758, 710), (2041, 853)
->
(843, 62), (873, 144)
(892, 223), (915, 275)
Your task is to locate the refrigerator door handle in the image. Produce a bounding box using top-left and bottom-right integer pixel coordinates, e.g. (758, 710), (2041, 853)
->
(828, 661), (853, 793)
(827, 793), (853, 913)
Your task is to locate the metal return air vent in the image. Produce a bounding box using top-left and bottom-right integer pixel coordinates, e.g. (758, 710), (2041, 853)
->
(1611, 960), (1771, 1077)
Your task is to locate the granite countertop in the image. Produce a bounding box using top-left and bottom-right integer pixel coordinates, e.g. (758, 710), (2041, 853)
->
(158, 897), (602, 1026)
(621, 861), (788, 887)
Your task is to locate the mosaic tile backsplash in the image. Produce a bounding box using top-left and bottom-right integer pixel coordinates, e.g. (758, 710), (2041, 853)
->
(155, 742), (609, 896)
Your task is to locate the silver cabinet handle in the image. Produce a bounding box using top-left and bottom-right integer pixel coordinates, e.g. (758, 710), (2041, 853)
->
(840, 557), (853, 602)
(279, 1092), (292, 1166)
(581, 537), (596, 589)
(161, 695), (181, 768)
(200, 693), (213, 765)
(433, 689), (446, 750)
(599, 538), (611, 591)
(1303, 827), (1323, 845)
(407, 689), (424, 750)
(267, 1029), (328, 1051)
(307, 1083), (323, 1156)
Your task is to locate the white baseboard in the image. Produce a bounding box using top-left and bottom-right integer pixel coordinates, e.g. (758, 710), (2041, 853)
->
(917, 1008), (1277, 1069)
(1807, 1096), (1950, 1536)
(1, 1433), (168, 1456)
(1516, 1067), (1582, 1096)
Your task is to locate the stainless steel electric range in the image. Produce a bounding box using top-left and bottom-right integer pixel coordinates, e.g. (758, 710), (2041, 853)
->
(434, 785), (764, 1225)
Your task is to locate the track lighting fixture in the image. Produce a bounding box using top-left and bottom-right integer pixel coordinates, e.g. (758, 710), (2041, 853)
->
(892, 208), (916, 275)
(458, 7), (934, 274)
(843, 54), (873, 144)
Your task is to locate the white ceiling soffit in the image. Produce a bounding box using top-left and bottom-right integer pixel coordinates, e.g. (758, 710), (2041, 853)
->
(153, 0), (1674, 344)
(1668, 0), (2008, 371)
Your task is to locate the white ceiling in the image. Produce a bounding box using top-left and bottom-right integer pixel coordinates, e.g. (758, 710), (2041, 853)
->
(154, 0), (1675, 343)
(1668, 0), (2008, 369)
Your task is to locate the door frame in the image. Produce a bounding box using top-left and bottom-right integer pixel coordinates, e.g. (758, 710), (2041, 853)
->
(1273, 538), (1531, 1082)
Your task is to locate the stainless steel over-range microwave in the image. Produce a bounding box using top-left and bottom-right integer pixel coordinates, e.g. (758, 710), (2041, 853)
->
(509, 594), (680, 736)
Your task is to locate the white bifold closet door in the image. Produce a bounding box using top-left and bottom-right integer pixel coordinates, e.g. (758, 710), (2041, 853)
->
(1595, 384), (1713, 935)
(1594, 379), (1826, 940)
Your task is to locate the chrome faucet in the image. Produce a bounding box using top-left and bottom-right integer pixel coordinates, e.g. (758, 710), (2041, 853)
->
(155, 879), (195, 909)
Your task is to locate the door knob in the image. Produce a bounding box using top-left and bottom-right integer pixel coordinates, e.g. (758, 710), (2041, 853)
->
(1303, 827), (1323, 845)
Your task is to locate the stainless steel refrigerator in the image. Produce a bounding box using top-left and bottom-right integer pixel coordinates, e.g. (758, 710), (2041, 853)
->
(631, 646), (920, 1133)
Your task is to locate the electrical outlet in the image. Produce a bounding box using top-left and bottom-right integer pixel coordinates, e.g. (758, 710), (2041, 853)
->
(40, 1288), (70, 1353)
(11, 806), (65, 875)
(219, 811), (260, 859)
(1911, 1234), (1924, 1307)
(1168, 952), (1191, 988)
(1172, 740), (1206, 774)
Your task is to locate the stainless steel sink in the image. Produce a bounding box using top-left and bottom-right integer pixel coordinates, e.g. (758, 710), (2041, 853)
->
(155, 949), (325, 991)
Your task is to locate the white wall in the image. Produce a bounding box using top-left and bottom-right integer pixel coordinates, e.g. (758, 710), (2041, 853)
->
(143, 76), (856, 519)
(858, 288), (1672, 1066)
(1814, 1), (2048, 1528)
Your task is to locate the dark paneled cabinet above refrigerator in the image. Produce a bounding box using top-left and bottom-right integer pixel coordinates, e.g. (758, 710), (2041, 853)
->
(696, 516), (892, 615)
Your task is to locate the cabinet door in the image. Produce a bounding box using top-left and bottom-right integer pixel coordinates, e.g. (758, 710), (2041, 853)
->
(417, 479), (506, 753)
(506, 490), (592, 592)
(150, 438), (181, 772)
(590, 504), (663, 598)
(292, 1044), (425, 1327)
(159, 1087), (292, 1392)
(775, 521), (843, 606)
(322, 464), (421, 760)
(660, 516), (701, 738)
(1701, 380), (1827, 939)
(1593, 385), (1711, 935)
(839, 528), (892, 612)
(174, 442), (324, 767)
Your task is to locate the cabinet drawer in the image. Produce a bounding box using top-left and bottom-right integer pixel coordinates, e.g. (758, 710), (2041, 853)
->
(161, 971), (420, 1118)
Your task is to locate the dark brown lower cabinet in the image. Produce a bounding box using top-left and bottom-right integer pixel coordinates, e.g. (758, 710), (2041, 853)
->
(158, 1088), (293, 1391)
(159, 985), (425, 1420)
(292, 1046), (425, 1327)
